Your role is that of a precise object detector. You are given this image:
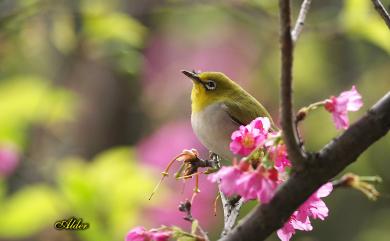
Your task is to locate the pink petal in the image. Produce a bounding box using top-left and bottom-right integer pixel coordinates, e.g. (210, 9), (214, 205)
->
(231, 130), (243, 141)
(345, 86), (363, 111)
(332, 111), (349, 129)
(309, 200), (329, 220)
(235, 172), (261, 201)
(277, 222), (295, 241)
(126, 227), (149, 241)
(256, 179), (277, 204)
(316, 183), (333, 198)
(208, 166), (242, 196)
(229, 140), (243, 154)
(150, 231), (171, 241)
(291, 215), (313, 231)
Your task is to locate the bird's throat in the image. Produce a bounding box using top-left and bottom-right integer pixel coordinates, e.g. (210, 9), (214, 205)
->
(191, 85), (219, 113)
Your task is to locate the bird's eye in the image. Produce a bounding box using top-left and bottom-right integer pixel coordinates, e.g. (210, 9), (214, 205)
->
(205, 80), (217, 90)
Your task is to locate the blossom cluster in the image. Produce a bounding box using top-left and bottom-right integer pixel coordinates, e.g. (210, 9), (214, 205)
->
(209, 117), (289, 203)
(209, 116), (333, 241)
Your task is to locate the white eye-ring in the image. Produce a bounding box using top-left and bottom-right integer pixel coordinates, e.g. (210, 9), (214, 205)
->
(205, 80), (217, 90)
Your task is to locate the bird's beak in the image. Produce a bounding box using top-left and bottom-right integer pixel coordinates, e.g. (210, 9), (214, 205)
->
(181, 70), (202, 84)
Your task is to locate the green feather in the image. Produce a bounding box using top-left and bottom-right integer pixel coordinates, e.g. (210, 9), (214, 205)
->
(191, 71), (276, 129)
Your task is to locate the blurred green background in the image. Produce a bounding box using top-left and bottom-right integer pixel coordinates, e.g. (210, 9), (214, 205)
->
(0, 0), (389, 241)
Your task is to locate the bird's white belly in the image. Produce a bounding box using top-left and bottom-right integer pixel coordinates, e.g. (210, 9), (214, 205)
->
(191, 103), (239, 161)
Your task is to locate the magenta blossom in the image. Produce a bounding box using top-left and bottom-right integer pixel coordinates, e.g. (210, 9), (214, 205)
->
(269, 144), (291, 173)
(277, 214), (313, 241)
(277, 183), (333, 241)
(324, 85), (363, 129)
(126, 226), (172, 241)
(235, 167), (279, 203)
(298, 182), (333, 220)
(208, 162), (247, 196)
(208, 160), (279, 204)
(230, 117), (271, 156)
(126, 226), (149, 241)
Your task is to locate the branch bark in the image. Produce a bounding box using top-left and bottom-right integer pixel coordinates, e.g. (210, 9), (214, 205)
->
(279, 0), (306, 169)
(219, 189), (244, 237)
(219, 92), (390, 241)
(371, 0), (390, 30)
(291, 0), (312, 42)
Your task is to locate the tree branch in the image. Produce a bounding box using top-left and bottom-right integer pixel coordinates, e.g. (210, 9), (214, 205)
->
(279, 0), (306, 168)
(219, 92), (390, 241)
(218, 1), (390, 240)
(219, 188), (244, 237)
(371, 0), (390, 30)
(291, 0), (312, 42)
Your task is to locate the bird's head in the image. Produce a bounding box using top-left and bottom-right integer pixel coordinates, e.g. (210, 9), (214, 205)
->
(182, 70), (239, 113)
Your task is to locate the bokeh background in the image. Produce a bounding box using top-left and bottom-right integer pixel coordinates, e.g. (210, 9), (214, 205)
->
(0, 0), (389, 241)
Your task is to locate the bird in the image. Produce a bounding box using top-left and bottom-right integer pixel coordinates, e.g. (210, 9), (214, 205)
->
(182, 70), (276, 162)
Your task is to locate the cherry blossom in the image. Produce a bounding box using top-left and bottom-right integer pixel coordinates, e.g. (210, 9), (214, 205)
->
(277, 183), (333, 241)
(230, 117), (271, 155)
(324, 86), (363, 129)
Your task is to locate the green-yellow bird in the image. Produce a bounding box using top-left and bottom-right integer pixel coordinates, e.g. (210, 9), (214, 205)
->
(182, 70), (276, 162)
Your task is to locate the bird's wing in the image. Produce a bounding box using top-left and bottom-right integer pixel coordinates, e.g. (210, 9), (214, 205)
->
(222, 101), (262, 126)
(222, 98), (277, 129)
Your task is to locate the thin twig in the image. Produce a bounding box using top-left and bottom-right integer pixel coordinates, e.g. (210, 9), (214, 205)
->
(279, 0), (306, 169)
(178, 200), (210, 241)
(371, 0), (390, 30)
(291, 0), (312, 42)
(219, 184), (244, 237)
(332, 173), (382, 200)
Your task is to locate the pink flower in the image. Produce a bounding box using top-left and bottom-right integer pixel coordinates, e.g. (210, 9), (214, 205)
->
(324, 85), (363, 129)
(230, 117), (271, 156)
(209, 161), (280, 204)
(126, 227), (150, 241)
(235, 167), (279, 203)
(269, 144), (291, 173)
(149, 230), (171, 241)
(299, 182), (333, 220)
(125, 227), (172, 241)
(0, 145), (19, 177)
(277, 221), (295, 241)
(208, 164), (245, 196)
(277, 214), (313, 241)
(277, 183), (333, 241)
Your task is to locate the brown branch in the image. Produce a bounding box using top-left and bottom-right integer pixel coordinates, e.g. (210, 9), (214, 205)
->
(291, 0), (312, 42)
(279, 0), (306, 169)
(219, 92), (390, 241)
(371, 0), (390, 30)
